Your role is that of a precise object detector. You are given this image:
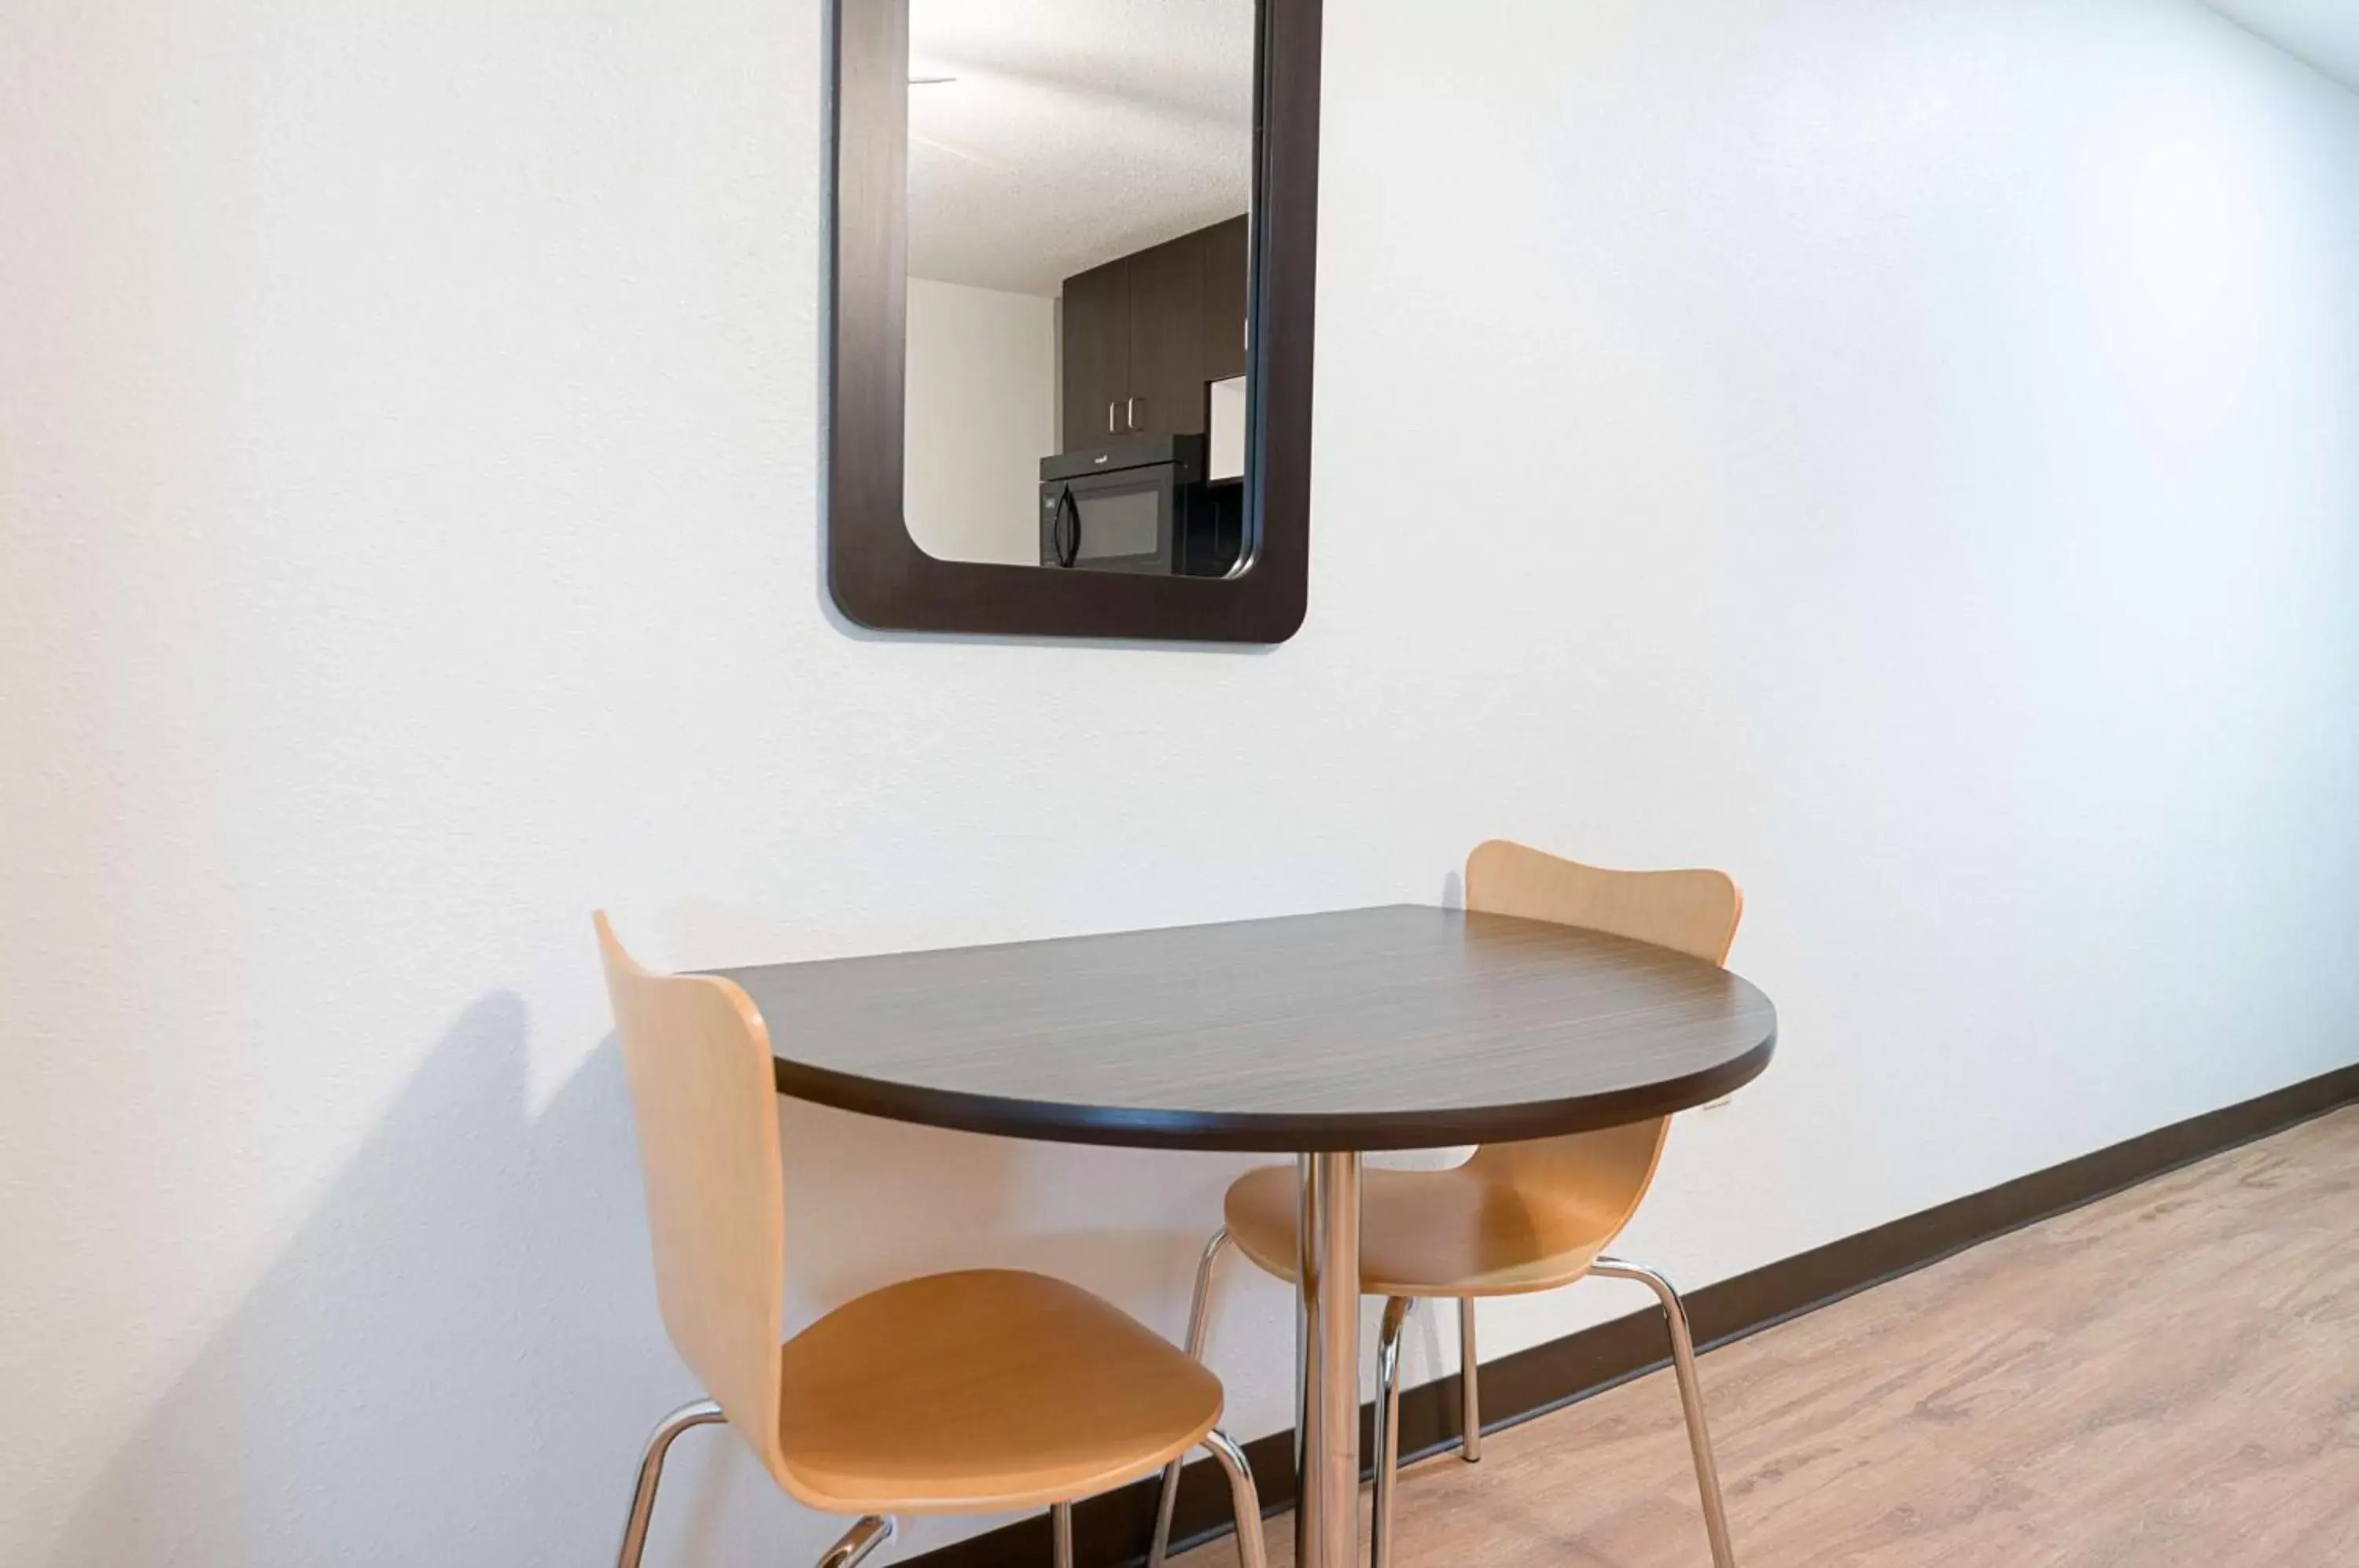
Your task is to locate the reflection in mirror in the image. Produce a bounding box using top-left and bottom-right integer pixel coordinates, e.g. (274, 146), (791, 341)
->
(901, 0), (1256, 576)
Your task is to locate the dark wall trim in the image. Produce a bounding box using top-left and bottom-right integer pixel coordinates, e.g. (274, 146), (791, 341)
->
(904, 1061), (2359, 1568)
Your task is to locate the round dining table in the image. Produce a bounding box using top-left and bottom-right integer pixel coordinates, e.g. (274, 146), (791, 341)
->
(715, 902), (1778, 1568)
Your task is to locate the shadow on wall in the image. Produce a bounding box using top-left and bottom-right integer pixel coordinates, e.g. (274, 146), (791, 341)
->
(49, 995), (728, 1567)
(48, 993), (1228, 1567)
(778, 1089), (1235, 1318)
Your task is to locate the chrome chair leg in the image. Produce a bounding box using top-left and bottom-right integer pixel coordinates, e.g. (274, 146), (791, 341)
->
(1052, 1501), (1074, 1568)
(1458, 1298), (1482, 1463)
(815, 1515), (893, 1568)
(1371, 1297), (1415, 1568)
(613, 1399), (725, 1568)
(1147, 1228), (1232, 1568)
(1200, 1426), (1268, 1568)
(1592, 1258), (1738, 1568)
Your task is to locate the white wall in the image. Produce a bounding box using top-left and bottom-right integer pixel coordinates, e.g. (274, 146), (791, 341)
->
(5, 2), (2358, 1565)
(903, 276), (1058, 565)
(2207, 1), (2359, 91)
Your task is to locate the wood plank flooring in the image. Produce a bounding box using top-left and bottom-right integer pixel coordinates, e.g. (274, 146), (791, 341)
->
(1181, 1105), (2359, 1567)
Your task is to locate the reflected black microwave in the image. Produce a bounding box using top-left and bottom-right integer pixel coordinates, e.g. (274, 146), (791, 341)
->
(1040, 434), (1236, 576)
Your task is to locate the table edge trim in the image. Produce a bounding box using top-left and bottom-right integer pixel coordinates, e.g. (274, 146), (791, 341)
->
(769, 1029), (1777, 1152)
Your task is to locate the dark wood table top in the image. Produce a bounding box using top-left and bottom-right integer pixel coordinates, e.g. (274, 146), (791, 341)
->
(712, 904), (1776, 1152)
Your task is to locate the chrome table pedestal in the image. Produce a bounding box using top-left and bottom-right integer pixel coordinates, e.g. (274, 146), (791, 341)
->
(1295, 1151), (1363, 1568)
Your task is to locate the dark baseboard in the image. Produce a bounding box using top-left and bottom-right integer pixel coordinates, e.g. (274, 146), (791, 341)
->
(909, 1061), (2359, 1568)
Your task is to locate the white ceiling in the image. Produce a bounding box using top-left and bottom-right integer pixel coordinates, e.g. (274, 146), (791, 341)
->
(907, 0), (1255, 296)
(2205, 0), (2359, 91)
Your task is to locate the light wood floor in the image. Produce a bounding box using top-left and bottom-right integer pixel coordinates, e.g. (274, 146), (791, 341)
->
(1182, 1105), (2359, 1568)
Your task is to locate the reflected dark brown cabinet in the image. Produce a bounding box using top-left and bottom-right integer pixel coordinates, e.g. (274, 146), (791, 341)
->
(1202, 215), (1249, 384)
(1060, 216), (1249, 450)
(1061, 261), (1132, 447)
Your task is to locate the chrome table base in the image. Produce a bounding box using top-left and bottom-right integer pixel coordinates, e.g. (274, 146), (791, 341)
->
(1457, 1300), (1482, 1463)
(1294, 1150), (1363, 1568)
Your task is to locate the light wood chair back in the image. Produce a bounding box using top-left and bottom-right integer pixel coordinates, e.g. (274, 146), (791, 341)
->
(1463, 839), (1743, 965)
(1460, 841), (1745, 1235)
(595, 913), (791, 1483)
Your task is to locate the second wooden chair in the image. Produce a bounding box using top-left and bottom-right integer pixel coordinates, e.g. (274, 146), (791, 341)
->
(1146, 841), (1746, 1568)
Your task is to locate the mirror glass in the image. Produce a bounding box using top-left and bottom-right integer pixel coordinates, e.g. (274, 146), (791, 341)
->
(902, 0), (1256, 576)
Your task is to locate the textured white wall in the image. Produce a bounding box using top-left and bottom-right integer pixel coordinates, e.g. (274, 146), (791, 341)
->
(903, 276), (1056, 565)
(5, 2), (2359, 1565)
(2206, 0), (2359, 91)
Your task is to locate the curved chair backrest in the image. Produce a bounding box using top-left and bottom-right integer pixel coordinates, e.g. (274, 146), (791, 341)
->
(595, 913), (790, 1482)
(1463, 840), (1743, 966)
(1461, 841), (1746, 1235)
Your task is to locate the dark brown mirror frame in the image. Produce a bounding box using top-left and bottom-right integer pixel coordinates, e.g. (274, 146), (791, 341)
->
(826, 0), (1318, 644)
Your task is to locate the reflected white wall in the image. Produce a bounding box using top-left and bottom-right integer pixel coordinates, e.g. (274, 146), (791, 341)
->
(904, 276), (1056, 566)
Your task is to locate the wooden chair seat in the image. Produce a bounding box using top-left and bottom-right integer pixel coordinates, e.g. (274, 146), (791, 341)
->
(1220, 1133), (1643, 1298)
(773, 1268), (1224, 1515)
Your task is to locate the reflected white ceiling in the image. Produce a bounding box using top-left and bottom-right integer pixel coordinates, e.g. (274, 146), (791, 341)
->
(907, 0), (1254, 296)
(2205, 0), (2359, 90)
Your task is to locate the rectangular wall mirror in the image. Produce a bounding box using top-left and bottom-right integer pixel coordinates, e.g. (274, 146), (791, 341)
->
(827, 0), (1319, 643)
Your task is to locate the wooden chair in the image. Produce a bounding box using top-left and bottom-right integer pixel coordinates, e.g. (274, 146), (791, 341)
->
(1146, 842), (1746, 1568)
(595, 913), (1268, 1568)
